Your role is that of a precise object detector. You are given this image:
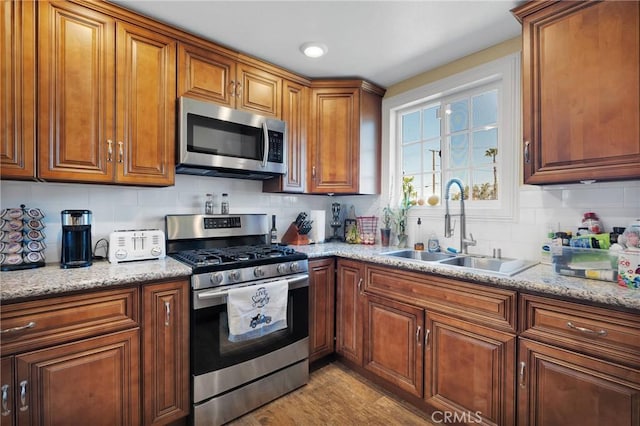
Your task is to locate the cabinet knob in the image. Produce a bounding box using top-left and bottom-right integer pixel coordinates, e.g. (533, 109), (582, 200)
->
(1, 384), (10, 417)
(107, 140), (113, 162)
(19, 380), (27, 412)
(118, 141), (124, 163)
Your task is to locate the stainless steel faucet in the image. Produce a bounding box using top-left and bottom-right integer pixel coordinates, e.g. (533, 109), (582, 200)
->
(444, 178), (476, 254)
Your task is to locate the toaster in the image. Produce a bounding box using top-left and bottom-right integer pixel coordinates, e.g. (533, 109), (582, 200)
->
(108, 229), (165, 263)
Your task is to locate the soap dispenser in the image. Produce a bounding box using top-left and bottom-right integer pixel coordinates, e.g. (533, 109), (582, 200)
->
(414, 218), (424, 251)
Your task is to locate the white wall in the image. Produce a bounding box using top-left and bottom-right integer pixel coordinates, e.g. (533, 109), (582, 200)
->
(2, 177), (638, 264)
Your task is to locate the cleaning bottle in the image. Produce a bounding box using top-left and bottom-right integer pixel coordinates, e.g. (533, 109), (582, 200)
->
(427, 232), (440, 253)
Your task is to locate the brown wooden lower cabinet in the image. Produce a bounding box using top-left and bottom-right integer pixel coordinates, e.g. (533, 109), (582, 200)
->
(15, 329), (141, 425)
(363, 293), (424, 397)
(425, 311), (516, 426)
(142, 280), (190, 425)
(0, 278), (190, 426)
(308, 258), (335, 363)
(518, 338), (640, 426)
(335, 259), (364, 365)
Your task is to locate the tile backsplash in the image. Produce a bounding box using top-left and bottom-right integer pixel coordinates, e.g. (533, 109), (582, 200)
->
(1, 176), (638, 264)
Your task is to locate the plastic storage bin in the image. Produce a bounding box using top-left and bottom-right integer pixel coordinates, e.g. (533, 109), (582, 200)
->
(552, 246), (618, 282)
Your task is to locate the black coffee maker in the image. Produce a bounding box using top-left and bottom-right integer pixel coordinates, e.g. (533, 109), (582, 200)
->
(60, 210), (92, 268)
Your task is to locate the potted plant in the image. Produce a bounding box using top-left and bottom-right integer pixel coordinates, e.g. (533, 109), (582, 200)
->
(380, 205), (393, 246)
(395, 176), (416, 248)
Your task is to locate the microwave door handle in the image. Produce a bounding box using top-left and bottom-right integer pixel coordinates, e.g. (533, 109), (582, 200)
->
(261, 122), (269, 168)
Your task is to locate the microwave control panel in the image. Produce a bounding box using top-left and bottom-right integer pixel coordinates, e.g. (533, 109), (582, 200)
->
(267, 130), (284, 163)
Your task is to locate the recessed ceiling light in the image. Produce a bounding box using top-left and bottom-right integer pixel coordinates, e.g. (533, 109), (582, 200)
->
(300, 42), (328, 58)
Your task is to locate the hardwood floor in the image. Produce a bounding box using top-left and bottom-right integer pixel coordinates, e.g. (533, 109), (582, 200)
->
(228, 361), (435, 425)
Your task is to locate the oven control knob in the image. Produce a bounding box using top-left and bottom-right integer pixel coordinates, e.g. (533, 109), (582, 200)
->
(277, 263), (288, 274)
(254, 267), (265, 278)
(290, 262), (300, 273)
(228, 270), (240, 281)
(209, 272), (223, 285)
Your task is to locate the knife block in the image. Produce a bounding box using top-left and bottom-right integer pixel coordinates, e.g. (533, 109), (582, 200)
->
(281, 223), (310, 245)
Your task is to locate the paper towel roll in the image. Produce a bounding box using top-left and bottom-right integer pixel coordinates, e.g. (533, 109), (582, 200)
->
(309, 210), (326, 243)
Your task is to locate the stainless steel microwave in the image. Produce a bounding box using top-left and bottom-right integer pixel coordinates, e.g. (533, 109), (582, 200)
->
(177, 97), (287, 179)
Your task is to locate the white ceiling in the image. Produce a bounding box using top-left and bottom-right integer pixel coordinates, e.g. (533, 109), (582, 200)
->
(112, 0), (523, 88)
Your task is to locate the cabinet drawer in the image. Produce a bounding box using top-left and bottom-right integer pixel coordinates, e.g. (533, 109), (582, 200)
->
(364, 265), (517, 332)
(520, 294), (640, 367)
(1, 287), (139, 356)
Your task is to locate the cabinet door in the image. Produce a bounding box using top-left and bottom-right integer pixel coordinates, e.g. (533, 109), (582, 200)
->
(425, 311), (516, 426)
(236, 63), (282, 117)
(1, 357), (14, 426)
(308, 258), (335, 363)
(308, 87), (360, 193)
(142, 280), (189, 425)
(177, 42), (236, 107)
(335, 259), (363, 365)
(516, 1), (640, 184)
(518, 338), (640, 426)
(15, 329), (140, 426)
(363, 294), (424, 397)
(115, 22), (175, 186)
(37, 0), (116, 183)
(1, 0), (36, 180)
(263, 80), (308, 193)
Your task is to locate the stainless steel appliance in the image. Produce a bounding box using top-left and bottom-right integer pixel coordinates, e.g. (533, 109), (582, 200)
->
(177, 97), (287, 179)
(165, 214), (309, 426)
(60, 210), (92, 268)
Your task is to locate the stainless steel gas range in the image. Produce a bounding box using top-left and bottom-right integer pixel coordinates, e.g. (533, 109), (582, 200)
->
(165, 214), (309, 426)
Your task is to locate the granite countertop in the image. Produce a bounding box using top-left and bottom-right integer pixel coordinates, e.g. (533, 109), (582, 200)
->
(294, 242), (640, 311)
(1, 243), (639, 311)
(1, 257), (192, 302)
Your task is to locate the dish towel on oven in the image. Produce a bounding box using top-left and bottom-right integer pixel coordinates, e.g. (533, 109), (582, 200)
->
(226, 279), (288, 342)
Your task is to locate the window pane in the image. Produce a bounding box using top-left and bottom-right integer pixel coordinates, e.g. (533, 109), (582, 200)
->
(472, 90), (497, 128)
(402, 111), (420, 144)
(472, 167), (497, 200)
(447, 171), (469, 200)
(472, 129), (498, 165)
(423, 106), (440, 140)
(449, 134), (468, 168)
(402, 143), (421, 174)
(448, 100), (468, 133)
(423, 142), (441, 172)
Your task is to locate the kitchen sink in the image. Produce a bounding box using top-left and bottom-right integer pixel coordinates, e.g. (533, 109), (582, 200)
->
(382, 250), (538, 276)
(382, 250), (456, 262)
(438, 255), (538, 276)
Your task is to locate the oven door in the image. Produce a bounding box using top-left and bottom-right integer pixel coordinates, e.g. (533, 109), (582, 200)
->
(191, 273), (309, 403)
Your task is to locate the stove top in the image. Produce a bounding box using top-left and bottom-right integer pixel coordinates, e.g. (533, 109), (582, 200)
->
(170, 244), (307, 273)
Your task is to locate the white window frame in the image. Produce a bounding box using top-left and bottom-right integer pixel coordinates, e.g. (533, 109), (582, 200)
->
(381, 53), (521, 222)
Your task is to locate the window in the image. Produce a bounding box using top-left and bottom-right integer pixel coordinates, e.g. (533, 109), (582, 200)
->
(383, 53), (520, 221)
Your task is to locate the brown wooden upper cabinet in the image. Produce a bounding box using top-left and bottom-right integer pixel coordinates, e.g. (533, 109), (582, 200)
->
(178, 42), (282, 118)
(0, 0), (36, 180)
(513, 1), (640, 184)
(37, 0), (176, 186)
(308, 80), (385, 194)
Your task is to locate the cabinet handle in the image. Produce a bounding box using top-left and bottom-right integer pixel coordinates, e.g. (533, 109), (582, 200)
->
(425, 329), (431, 347)
(164, 301), (171, 326)
(107, 140), (113, 162)
(519, 362), (526, 388)
(416, 326), (421, 344)
(235, 82), (242, 98)
(1, 384), (10, 417)
(117, 141), (124, 163)
(1, 321), (35, 335)
(312, 166), (316, 179)
(524, 141), (530, 164)
(566, 321), (607, 337)
(357, 278), (363, 294)
(19, 380), (27, 412)
(229, 81), (236, 96)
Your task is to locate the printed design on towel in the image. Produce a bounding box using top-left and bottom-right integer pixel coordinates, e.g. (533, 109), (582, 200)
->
(227, 280), (288, 342)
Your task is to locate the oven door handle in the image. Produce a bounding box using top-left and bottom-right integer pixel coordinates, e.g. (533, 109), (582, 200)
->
(195, 273), (309, 307)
